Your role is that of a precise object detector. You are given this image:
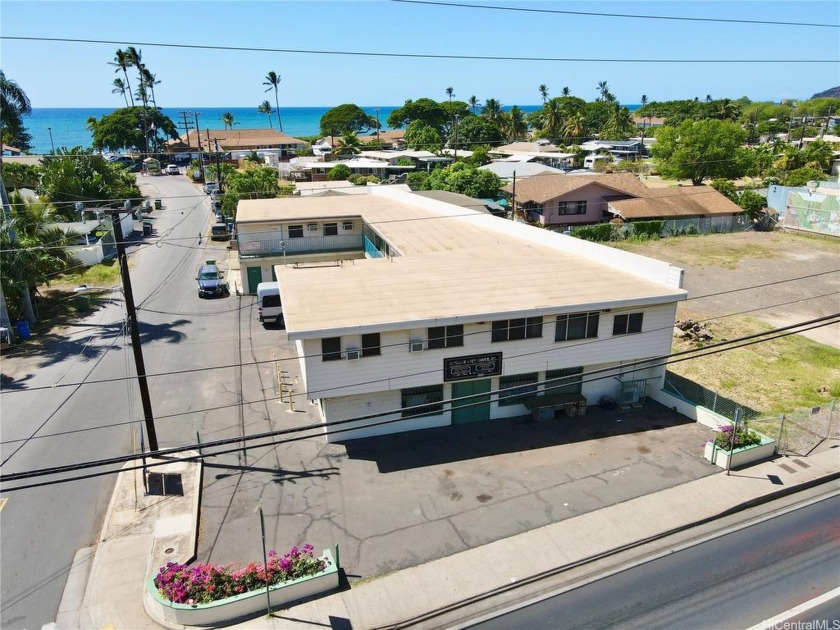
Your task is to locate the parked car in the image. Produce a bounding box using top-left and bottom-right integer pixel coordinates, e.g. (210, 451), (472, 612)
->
(204, 182), (219, 194)
(196, 262), (226, 298)
(210, 223), (230, 241)
(256, 281), (283, 326)
(165, 164), (180, 175)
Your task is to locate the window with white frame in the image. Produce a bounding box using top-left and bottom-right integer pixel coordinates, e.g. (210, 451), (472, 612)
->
(288, 224), (304, 238)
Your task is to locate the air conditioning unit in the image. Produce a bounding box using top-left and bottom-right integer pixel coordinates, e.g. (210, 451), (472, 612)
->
(410, 341), (424, 352)
(342, 221), (353, 231)
(307, 224), (318, 232)
(345, 348), (360, 360)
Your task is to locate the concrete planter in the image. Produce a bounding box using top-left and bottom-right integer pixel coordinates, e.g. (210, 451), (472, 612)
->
(704, 434), (776, 469)
(145, 549), (338, 627)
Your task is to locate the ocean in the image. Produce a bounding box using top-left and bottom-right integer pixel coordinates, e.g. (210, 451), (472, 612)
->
(22, 104), (639, 155)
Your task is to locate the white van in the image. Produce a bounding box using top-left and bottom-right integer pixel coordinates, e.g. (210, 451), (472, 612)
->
(584, 154), (613, 170)
(256, 281), (283, 326)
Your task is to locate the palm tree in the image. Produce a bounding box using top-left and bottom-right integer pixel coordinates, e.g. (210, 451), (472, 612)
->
(597, 80), (609, 101)
(561, 86), (571, 97)
(468, 95), (478, 114)
(640, 94), (648, 108)
(482, 98), (503, 124)
(542, 98), (563, 142)
(258, 100), (274, 129)
(263, 71), (283, 132)
(446, 86), (454, 103)
(501, 106), (528, 142)
(603, 102), (635, 139)
(140, 67), (160, 109)
(111, 78), (129, 107)
(222, 112), (235, 130)
(109, 49), (134, 107)
(705, 94), (713, 103)
(562, 111), (586, 145)
(333, 130), (363, 156)
(539, 84), (549, 104)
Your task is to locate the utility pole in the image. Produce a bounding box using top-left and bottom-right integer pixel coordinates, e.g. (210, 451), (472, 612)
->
(112, 203), (158, 451)
(374, 108), (380, 147)
(511, 172), (517, 221)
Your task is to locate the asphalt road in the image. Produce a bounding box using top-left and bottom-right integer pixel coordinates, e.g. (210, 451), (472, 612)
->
(473, 493), (840, 630)
(0, 174), (216, 629)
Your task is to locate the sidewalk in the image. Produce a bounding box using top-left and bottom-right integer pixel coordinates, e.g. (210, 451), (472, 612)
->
(52, 447), (838, 630)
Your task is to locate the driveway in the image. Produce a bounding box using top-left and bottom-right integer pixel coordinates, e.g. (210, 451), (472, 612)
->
(196, 313), (718, 582)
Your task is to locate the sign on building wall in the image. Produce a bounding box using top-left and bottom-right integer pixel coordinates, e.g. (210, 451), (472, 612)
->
(443, 352), (503, 382)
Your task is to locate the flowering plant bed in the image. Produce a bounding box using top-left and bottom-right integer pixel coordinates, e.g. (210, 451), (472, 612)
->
(704, 426), (776, 469)
(146, 546), (338, 627)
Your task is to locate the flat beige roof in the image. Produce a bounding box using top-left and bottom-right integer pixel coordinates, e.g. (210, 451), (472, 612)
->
(237, 189), (686, 338)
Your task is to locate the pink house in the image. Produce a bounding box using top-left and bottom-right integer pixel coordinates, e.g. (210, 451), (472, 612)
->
(504, 173), (649, 229)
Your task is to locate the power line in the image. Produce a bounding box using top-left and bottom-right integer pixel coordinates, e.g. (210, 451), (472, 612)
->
(2, 36), (835, 64)
(2, 314), (837, 491)
(391, 0), (840, 29)
(1, 270), (836, 397)
(1, 290), (836, 448)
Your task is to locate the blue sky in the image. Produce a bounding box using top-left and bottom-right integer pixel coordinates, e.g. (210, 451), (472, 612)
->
(2, 0), (838, 108)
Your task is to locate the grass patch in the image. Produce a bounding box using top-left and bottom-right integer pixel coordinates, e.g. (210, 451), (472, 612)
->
(52, 259), (122, 289)
(669, 314), (840, 415)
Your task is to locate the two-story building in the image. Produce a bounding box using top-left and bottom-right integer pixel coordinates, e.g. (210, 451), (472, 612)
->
(235, 187), (686, 441)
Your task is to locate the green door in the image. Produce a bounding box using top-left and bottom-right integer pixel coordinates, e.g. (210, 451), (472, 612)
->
(451, 379), (492, 424)
(246, 266), (263, 294)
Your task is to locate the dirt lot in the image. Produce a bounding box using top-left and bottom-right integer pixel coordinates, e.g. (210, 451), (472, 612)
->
(614, 231), (840, 414)
(616, 231), (839, 348)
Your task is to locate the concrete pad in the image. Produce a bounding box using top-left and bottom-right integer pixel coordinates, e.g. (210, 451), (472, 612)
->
(153, 513), (192, 537)
(450, 493), (557, 547)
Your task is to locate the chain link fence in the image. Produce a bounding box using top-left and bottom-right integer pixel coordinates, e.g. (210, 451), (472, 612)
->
(752, 400), (839, 456)
(664, 372), (839, 456)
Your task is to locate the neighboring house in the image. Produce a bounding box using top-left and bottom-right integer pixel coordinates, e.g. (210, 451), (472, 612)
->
(580, 140), (645, 162)
(359, 149), (451, 171)
(489, 140), (575, 169)
(479, 161), (565, 182)
(608, 186), (746, 233)
(168, 129), (307, 160)
(304, 157), (416, 182)
(234, 187), (686, 441)
(47, 214), (128, 266)
(504, 172), (649, 228)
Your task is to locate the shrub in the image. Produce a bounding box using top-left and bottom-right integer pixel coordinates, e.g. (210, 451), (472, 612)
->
(631, 220), (664, 239)
(572, 223), (617, 242)
(711, 423), (762, 451)
(154, 544), (328, 605)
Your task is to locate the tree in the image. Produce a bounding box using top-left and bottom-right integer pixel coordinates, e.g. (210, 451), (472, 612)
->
(540, 98), (563, 142)
(481, 98), (504, 125)
(333, 130), (363, 156)
(539, 84), (549, 104)
(501, 106), (528, 142)
(112, 78), (129, 107)
(0, 198), (80, 322)
(446, 86), (454, 103)
(468, 95), (479, 114)
(403, 121), (443, 152)
(0, 70), (33, 153)
(219, 165), (281, 217)
(651, 119), (747, 185)
(257, 100), (273, 129)
(454, 116), (502, 147)
(109, 49), (134, 107)
(319, 104), (377, 137)
(222, 112), (234, 129)
(801, 139), (833, 171)
(602, 102), (635, 139)
(562, 86), (571, 97)
(709, 178), (738, 203)
(327, 164), (352, 181)
(387, 98), (448, 131)
(140, 67), (160, 109)
(562, 111), (586, 145)
(427, 162), (502, 198)
(37, 148), (142, 215)
(263, 71), (283, 132)
(738, 189), (766, 220)
(597, 80), (609, 101)
(86, 107), (179, 153)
